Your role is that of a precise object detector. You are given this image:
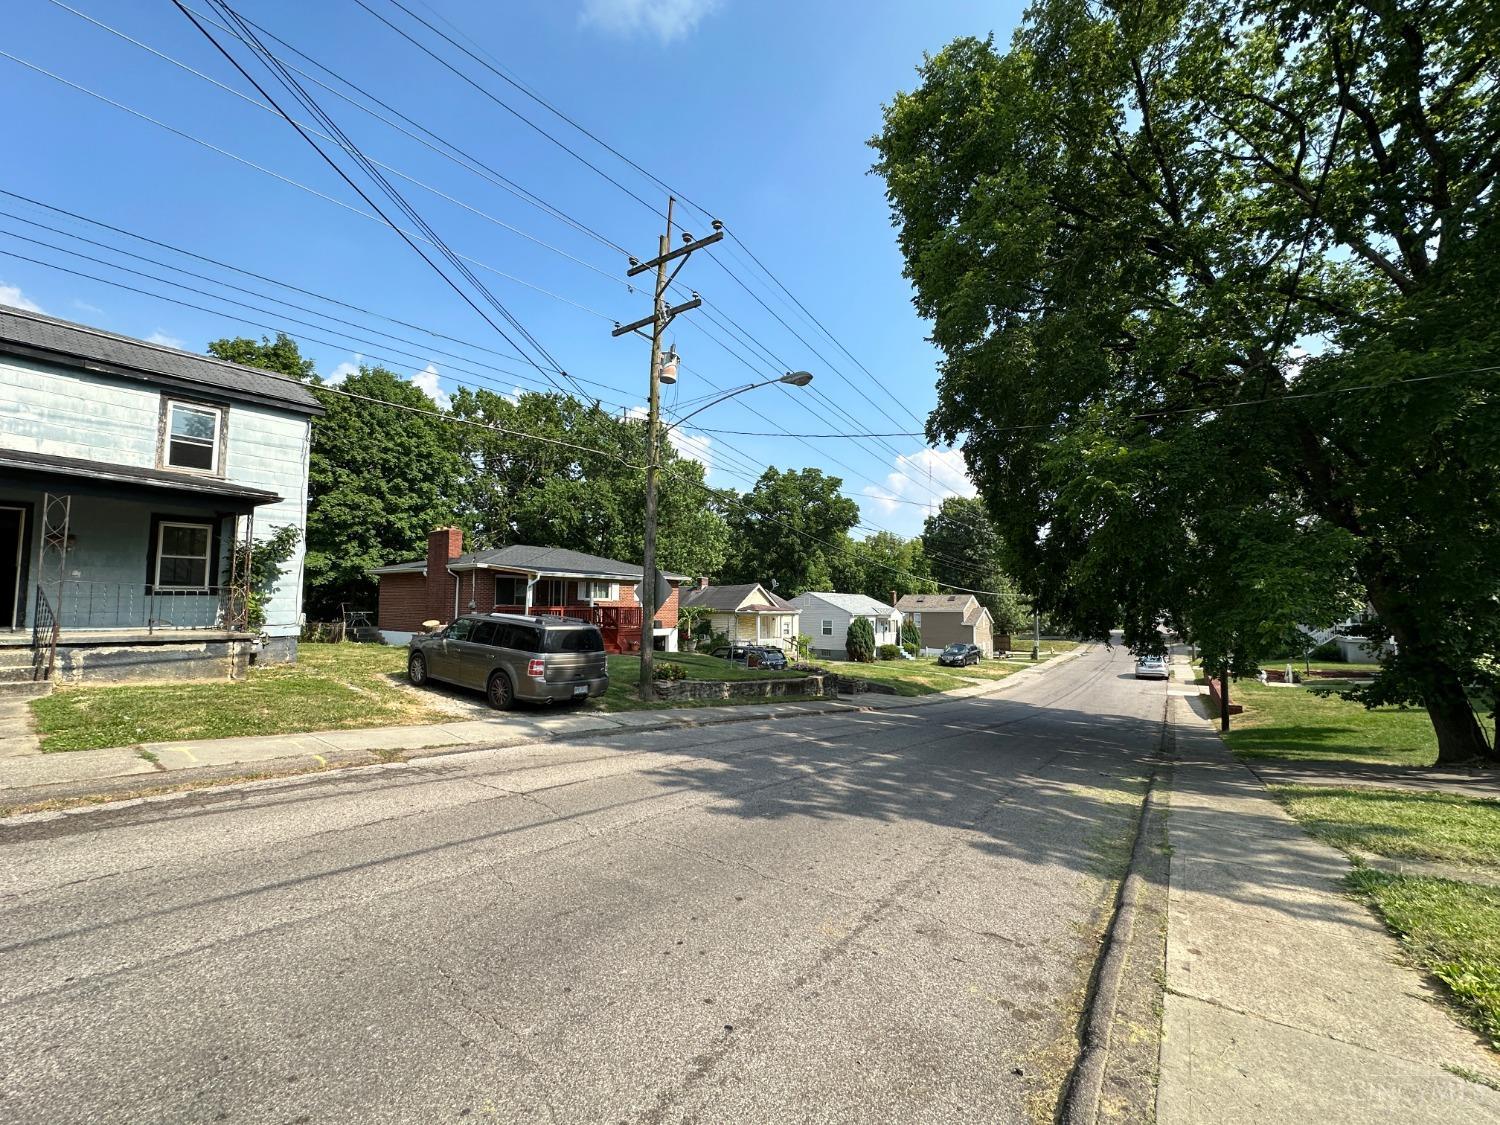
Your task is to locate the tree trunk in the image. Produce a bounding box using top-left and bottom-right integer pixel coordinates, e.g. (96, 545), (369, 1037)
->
(1363, 580), (1496, 765)
(1423, 672), (1494, 766)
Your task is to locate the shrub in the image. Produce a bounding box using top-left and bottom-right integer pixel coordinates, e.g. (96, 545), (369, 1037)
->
(1309, 640), (1344, 662)
(878, 643), (902, 661)
(707, 631), (731, 653)
(652, 662), (688, 681)
(846, 617), (876, 662)
(794, 634), (813, 659)
(901, 637), (919, 656)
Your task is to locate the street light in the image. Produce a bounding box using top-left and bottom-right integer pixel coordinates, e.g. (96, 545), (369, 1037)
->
(637, 370), (814, 700)
(664, 371), (814, 434)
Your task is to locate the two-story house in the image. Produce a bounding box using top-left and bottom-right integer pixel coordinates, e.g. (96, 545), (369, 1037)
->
(0, 306), (320, 682)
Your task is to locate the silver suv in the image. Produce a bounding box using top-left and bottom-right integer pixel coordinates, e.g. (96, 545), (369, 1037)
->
(407, 613), (609, 709)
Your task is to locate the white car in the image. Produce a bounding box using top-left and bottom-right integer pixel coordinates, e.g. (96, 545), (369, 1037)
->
(1134, 654), (1170, 680)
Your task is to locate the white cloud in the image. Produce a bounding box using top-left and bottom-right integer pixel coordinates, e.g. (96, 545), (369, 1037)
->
(861, 447), (976, 516)
(580, 0), (721, 43)
(145, 331), (185, 350)
(0, 282), (43, 313)
(72, 299), (103, 316)
(326, 353), (363, 386)
(409, 363), (451, 409)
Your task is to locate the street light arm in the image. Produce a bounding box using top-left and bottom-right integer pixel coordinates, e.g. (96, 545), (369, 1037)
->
(663, 371), (813, 434)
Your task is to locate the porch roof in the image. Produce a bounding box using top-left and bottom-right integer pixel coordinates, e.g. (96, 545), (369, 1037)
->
(0, 448), (283, 506)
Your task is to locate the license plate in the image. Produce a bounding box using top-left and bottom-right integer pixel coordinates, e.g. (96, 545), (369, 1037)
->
(573, 684), (589, 697)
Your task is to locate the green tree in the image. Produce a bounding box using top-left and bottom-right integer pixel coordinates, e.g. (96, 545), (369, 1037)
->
(447, 388), (730, 579)
(845, 615), (876, 663)
(921, 498), (1027, 635)
(830, 531), (936, 603)
(207, 333), (315, 381)
(874, 2), (1499, 761)
(720, 468), (861, 596)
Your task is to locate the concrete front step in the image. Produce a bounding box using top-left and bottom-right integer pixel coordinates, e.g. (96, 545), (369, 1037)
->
(0, 680), (52, 700)
(0, 649), (36, 670)
(0, 665), (43, 683)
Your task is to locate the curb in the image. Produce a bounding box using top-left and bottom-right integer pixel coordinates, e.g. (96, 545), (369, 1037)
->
(1059, 690), (1173, 1125)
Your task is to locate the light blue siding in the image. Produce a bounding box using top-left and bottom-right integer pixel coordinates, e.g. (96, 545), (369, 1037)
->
(0, 354), (311, 637)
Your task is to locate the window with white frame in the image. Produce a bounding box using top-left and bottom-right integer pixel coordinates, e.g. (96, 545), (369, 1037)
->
(821, 619), (833, 636)
(580, 580), (617, 601)
(877, 618), (889, 635)
(165, 401), (222, 472)
(155, 521), (213, 589)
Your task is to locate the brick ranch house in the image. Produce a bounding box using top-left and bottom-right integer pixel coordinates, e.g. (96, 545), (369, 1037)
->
(371, 528), (686, 654)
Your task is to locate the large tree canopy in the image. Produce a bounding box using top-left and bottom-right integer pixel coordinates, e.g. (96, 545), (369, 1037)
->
(830, 530), (937, 604)
(874, 0), (1499, 760)
(720, 468), (862, 597)
(448, 387), (730, 580)
(921, 497), (1029, 636)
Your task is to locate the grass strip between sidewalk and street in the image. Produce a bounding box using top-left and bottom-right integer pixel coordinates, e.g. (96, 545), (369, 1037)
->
(1346, 868), (1500, 1050)
(1272, 785), (1500, 868)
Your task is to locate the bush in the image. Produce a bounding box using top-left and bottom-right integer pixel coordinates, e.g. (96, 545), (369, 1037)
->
(652, 662), (688, 681)
(1309, 640), (1344, 662)
(901, 637), (919, 656)
(794, 634), (813, 659)
(707, 631), (731, 653)
(878, 643), (902, 661)
(846, 617), (876, 662)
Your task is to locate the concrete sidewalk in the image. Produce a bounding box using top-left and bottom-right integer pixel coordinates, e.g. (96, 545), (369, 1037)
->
(1158, 695), (1500, 1123)
(0, 646), (1088, 803)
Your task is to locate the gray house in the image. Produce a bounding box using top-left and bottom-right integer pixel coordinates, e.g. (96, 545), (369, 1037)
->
(896, 593), (995, 657)
(790, 591), (903, 660)
(0, 305), (320, 683)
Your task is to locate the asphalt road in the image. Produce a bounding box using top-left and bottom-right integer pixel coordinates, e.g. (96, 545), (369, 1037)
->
(0, 644), (1165, 1124)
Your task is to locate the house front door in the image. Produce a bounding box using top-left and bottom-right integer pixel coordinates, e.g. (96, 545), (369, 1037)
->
(0, 505), (25, 630)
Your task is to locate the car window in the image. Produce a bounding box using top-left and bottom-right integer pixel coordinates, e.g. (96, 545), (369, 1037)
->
(469, 620), (499, 646)
(544, 628), (604, 654)
(497, 624), (543, 651)
(449, 618), (476, 641)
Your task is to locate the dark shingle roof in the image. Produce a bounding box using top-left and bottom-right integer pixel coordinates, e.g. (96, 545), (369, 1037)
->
(0, 305), (324, 415)
(683, 582), (798, 613)
(371, 544), (688, 581)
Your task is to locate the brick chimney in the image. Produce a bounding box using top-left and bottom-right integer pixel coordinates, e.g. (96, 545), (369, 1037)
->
(427, 527), (463, 623)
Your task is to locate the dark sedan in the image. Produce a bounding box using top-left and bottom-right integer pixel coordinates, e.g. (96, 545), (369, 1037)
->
(938, 643), (982, 667)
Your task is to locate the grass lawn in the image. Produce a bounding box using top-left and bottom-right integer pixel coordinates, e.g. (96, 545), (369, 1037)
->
(1218, 678), (1439, 767)
(30, 643), (449, 752)
(1347, 869), (1500, 1049)
(1273, 786), (1500, 868)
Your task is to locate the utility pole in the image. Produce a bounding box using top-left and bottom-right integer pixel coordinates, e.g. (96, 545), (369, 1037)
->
(1031, 609), (1041, 662)
(612, 197), (723, 700)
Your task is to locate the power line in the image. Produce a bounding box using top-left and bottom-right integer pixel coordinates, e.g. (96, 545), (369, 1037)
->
(172, 0), (579, 396)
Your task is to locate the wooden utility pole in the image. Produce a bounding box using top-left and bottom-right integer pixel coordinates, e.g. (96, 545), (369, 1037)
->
(612, 198), (722, 699)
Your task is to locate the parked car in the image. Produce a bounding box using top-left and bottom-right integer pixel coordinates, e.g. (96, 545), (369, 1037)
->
(407, 613), (609, 709)
(938, 643), (982, 667)
(710, 644), (788, 670)
(1134, 653), (1170, 680)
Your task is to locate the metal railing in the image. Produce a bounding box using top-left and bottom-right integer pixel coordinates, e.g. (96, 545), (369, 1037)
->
(31, 584), (58, 682)
(54, 581), (235, 632)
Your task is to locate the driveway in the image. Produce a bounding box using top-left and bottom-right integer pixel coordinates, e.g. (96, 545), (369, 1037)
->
(0, 643), (1164, 1123)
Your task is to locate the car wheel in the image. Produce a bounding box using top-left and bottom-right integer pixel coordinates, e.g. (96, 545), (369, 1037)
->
(408, 652), (428, 686)
(487, 670), (516, 710)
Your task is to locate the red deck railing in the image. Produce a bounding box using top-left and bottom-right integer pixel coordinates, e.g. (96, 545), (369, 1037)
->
(491, 604), (644, 653)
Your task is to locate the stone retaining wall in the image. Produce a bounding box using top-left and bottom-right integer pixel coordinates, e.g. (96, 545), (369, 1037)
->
(653, 674), (832, 702)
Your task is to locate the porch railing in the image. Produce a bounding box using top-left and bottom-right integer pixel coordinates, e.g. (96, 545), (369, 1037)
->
(491, 604), (644, 629)
(31, 584), (59, 682)
(53, 581), (237, 632)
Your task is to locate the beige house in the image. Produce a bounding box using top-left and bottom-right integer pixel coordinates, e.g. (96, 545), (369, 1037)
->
(681, 580), (801, 650)
(897, 593), (995, 657)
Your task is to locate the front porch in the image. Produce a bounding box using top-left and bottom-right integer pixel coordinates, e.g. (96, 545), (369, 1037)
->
(494, 603), (649, 654)
(1, 449), (279, 683)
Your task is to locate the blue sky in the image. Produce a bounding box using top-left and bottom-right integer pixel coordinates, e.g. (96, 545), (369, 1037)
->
(2, 0), (1023, 537)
